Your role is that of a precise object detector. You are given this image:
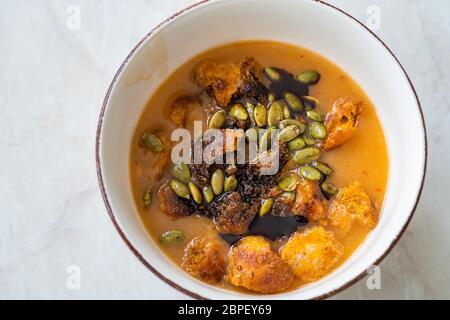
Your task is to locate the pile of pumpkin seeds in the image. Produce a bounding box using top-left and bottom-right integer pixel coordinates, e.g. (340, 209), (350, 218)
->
(169, 162), (238, 205)
(253, 67), (338, 212)
(140, 66), (340, 228)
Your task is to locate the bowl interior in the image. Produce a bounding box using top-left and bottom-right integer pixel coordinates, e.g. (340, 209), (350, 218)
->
(98, 0), (425, 299)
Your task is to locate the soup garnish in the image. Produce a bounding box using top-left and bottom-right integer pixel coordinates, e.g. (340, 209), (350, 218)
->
(131, 41), (387, 294)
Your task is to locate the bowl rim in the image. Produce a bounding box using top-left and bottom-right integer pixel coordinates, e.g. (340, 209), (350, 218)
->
(95, 0), (427, 300)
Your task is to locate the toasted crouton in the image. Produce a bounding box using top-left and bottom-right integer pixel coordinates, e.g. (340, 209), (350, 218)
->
(211, 192), (256, 235)
(280, 226), (343, 282)
(226, 236), (294, 293)
(322, 98), (363, 150)
(195, 61), (241, 107)
(158, 183), (192, 217)
(169, 96), (199, 127)
(291, 176), (327, 221)
(195, 57), (265, 107)
(181, 237), (227, 284)
(328, 181), (376, 235)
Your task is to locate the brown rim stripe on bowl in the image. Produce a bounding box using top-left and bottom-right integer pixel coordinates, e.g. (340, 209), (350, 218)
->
(96, 0), (427, 300)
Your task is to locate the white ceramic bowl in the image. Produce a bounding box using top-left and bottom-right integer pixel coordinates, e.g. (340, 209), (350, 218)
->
(96, 0), (426, 299)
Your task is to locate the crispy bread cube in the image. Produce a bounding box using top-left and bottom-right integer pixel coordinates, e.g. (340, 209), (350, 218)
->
(292, 176), (327, 221)
(226, 236), (294, 293)
(328, 181), (376, 235)
(195, 61), (241, 107)
(195, 57), (265, 107)
(181, 237), (226, 284)
(280, 226), (343, 282)
(169, 95), (199, 127)
(157, 183), (192, 217)
(322, 98), (363, 150)
(211, 192), (255, 235)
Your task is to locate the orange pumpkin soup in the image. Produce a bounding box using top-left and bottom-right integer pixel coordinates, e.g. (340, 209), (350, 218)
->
(130, 41), (388, 294)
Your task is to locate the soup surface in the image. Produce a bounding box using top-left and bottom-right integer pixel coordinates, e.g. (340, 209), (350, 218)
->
(130, 41), (388, 294)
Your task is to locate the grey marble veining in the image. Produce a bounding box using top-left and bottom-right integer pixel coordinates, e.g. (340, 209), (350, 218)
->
(0, 0), (449, 299)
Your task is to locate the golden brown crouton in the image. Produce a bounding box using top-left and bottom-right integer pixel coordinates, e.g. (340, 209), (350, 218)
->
(195, 60), (241, 107)
(322, 98), (363, 150)
(181, 237), (227, 284)
(169, 96), (199, 127)
(211, 192), (255, 235)
(195, 57), (265, 107)
(292, 176), (327, 221)
(264, 187), (294, 217)
(157, 183), (192, 217)
(328, 181), (376, 235)
(238, 57), (266, 99)
(226, 236), (294, 293)
(280, 226), (344, 282)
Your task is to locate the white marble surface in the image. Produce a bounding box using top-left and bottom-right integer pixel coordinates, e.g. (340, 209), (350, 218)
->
(0, 0), (449, 299)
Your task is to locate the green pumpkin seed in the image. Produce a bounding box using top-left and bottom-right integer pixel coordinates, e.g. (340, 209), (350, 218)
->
(279, 119), (306, 133)
(283, 92), (304, 112)
(230, 103), (249, 121)
(282, 191), (296, 202)
(287, 137), (306, 151)
(254, 103), (267, 127)
(172, 162), (191, 183)
(225, 164), (238, 176)
(302, 135), (317, 146)
(202, 186), (214, 203)
(208, 109), (226, 129)
(245, 127), (259, 143)
(211, 169), (225, 195)
(297, 70), (321, 85)
(283, 104), (292, 119)
(263, 67), (281, 81)
(259, 128), (277, 151)
(278, 175), (298, 192)
(259, 130), (270, 151)
(279, 125), (300, 143)
(143, 189), (152, 209)
(169, 179), (190, 199)
(224, 175), (238, 192)
(259, 198), (274, 217)
(302, 96), (320, 108)
(309, 121), (327, 140)
(299, 165), (322, 181)
(141, 133), (163, 152)
(267, 100), (284, 126)
(188, 182), (202, 204)
(160, 229), (185, 246)
(321, 181), (339, 196)
(246, 102), (256, 126)
(306, 110), (325, 122)
(268, 92), (276, 102)
(293, 147), (321, 165)
(312, 161), (333, 176)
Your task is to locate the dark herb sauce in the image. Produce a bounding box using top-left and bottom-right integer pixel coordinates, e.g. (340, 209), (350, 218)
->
(221, 214), (308, 244)
(266, 67), (309, 101)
